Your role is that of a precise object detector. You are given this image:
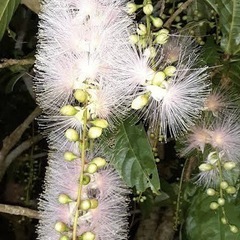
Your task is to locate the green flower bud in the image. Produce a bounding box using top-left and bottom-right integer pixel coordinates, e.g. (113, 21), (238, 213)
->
(54, 222), (68, 232)
(91, 119), (108, 129)
(131, 95), (149, 110)
(60, 105), (78, 116)
(226, 186), (237, 194)
(74, 89), (88, 103)
(82, 175), (91, 185)
(206, 188), (216, 196)
(86, 163), (98, 174)
(65, 129), (79, 142)
(220, 181), (229, 190)
(58, 194), (72, 204)
(80, 199), (91, 210)
(152, 71), (166, 86)
(129, 34), (139, 44)
(164, 66), (176, 76)
(60, 236), (70, 240)
(126, 2), (138, 14)
(81, 231), (95, 240)
(88, 127), (103, 139)
(137, 24), (147, 35)
(221, 217), (227, 224)
(90, 199), (99, 209)
(230, 225), (238, 233)
(199, 163), (213, 172)
(155, 33), (169, 45)
(157, 29), (169, 35)
(91, 157), (107, 168)
(150, 16), (163, 28)
(217, 197), (225, 206)
(223, 161), (236, 171)
(209, 202), (219, 210)
(143, 4), (153, 15)
(64, 151), (78, 161)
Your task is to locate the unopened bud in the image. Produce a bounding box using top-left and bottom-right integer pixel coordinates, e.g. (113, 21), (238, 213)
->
(64, 151), (77, 161)
(91, 157), (107, 168)
(143, 4), (153, 15)
(74, 89), (88, 103)
(230, 225), (239, 233)
(217, 197), (225, 206)
(150, 16), (163, 28)
(164, 66), (176, 76)
(131, 95), (149, 110)
(199, 163), (213, 172)
(226, 186), (237, 194)
(58, 194), (72, 204)
(221, 217), (227, 224)
(129, 34), (139, 44)
(60, 236), (70, 240)
(80, 199), (91, 210)
(65, 129), (79, 142)
(223, 161), (236, 171)
(127, 2), (138, 14)
(155, 33), (169, 45)
(81, 231), (96, 240)
(91, 119), (108, 129)
(152, 71), (166, 86)
(206, 188), (216, 196)
(137, 24), (147, 35)
(90, 199), (99, 209)
(54, 222), (68, 232)
(82, 175), (91, 185)
(220, 181), (228, 190)
(60, 105), (78, 116)
(88, 127), (103, 139)
(209, 202), (219, 210)
(86, 163), (98, 174)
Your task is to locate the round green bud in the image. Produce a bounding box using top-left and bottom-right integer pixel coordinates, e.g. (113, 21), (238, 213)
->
(143, 4), (153, 15)
(206, 188), (216, 196)
(86, 163), (98, 174)
(58, 194), (72, 204)
(137, 24), (147, 35)
(223, 161), (236, 171)
(199, 163), (213, 172)
(80, 199), (91, 210)
(129, 34), (139, 44)
(152, 71), (166, 86)
(150, 16), (163, 28)
(60, 105), (78, 116)
(65, 129), (79, 142)
(91, 119), (108, 129)
(82, 175), (91, 185)
(64, 151), (78, 161)
(220, 181), (229, 190)
(88, 127), (103, 139)
(164, 66), (176, 77)
(126, 2), (138, 14)
(131, 94), (149, 110)
(230, 225), (239, 233)
(226, 186), (237, 194)
(81, 231), (96, 240)
(209, 202), (219, 210)
(54, 222), (68, 232)
(91, 157), (107, 168)
(221, 217), (227, 224)
(217, 198), (225, 206)
(60, 236), (70, 240)
(90, 199), (99, 209)
(158, 29), (169, 35)
(74, 89), (88, 103)
(155, 34), (169, 45)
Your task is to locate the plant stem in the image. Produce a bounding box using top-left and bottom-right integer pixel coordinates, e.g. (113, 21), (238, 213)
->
(72, 109), (88, 240)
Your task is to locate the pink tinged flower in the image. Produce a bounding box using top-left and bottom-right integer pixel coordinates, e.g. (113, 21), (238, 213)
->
(209, 112), (240, 162)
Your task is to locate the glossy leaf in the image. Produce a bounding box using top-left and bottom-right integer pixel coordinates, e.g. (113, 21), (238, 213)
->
(107, 119), (160, 194)
(0, 0), (20, 41)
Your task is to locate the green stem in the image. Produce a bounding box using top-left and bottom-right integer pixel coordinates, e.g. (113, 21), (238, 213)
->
(72, 109), (88, 240)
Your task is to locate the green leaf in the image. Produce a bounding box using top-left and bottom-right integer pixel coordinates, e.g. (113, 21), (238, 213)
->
(218, 0), (240, 55)
(0, 0), (20, 41)
(108, 119), (160, 194)
(184, 184), (240, 240)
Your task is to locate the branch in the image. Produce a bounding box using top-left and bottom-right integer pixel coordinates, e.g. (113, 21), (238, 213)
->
(21, 0), (40, 14)
(163, 0), (195, 28)
(5, 134), (43, 172)
(0, 58), (35, 69)
(0, 204), (40, 219)
(0, 107), (42, 180)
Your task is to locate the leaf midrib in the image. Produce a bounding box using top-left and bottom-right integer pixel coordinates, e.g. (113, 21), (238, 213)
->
(0, 0), (11, 21)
